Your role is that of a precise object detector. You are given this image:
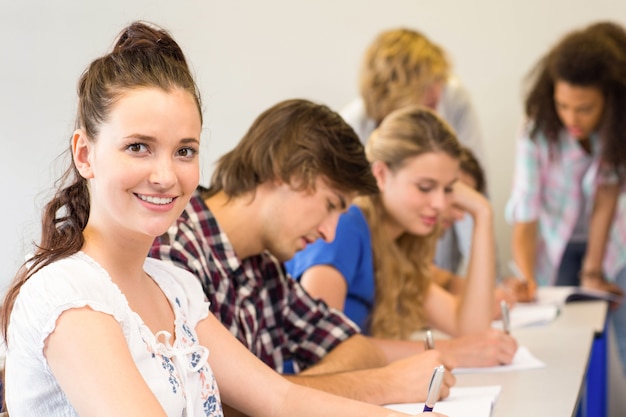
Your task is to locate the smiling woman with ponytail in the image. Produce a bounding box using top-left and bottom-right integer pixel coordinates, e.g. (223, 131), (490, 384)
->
(0, 21), (445, 417)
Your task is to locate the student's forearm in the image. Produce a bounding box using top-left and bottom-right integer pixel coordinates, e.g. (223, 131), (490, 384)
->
(280, 371), (422, 415)
(298, 334), (387, 375)
(291, 338), (401, 404)
(583, 184), (619, 277)
(287, 347), (453, 406)
(457, 207), (496, 333)
(201, 315), (410, 417)
(367, 336), (424, 362)
(284, 369), (388, 404)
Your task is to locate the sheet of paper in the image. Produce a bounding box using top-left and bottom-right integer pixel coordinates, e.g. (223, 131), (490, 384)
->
(536, 286), (581, 306)
(491, 285), (615, 332)
(453, 345), (545, 374)
(492, 303), (560, 330)
(385, 385), (501, 417)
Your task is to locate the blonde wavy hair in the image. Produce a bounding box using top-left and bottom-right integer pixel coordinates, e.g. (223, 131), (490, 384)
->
(359, 28), (450, 125)
(356, 105), (461, 339)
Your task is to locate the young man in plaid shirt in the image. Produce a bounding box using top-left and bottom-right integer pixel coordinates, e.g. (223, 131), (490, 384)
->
(150, 99), (454, 412)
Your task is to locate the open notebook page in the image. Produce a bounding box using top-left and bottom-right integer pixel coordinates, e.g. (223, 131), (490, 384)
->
(385, 385), (501, 417)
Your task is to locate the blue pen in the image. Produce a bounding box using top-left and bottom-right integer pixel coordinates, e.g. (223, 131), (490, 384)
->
(423, 365), (445, 412)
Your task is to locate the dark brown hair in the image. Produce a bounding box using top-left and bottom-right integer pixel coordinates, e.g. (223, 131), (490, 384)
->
(524, 21), (626, 173)
(1, 21), (202, 339)
(459, 146), (486, 194)
(206, 98), (378, 198)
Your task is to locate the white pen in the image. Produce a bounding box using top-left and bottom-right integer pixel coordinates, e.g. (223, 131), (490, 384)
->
(500, 299), (511, 335)
(424, 330), (435, 350)
(423, 365), (445, 412)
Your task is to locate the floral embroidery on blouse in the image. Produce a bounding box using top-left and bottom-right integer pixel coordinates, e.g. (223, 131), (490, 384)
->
(139, 294), (222, 416)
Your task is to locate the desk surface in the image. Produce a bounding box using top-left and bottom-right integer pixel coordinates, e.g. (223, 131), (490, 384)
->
(555, 299), (607, 334)
(454, 299), (607, 417)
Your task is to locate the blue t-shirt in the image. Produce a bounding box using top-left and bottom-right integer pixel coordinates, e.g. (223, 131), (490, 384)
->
(286, 205), (375, 332)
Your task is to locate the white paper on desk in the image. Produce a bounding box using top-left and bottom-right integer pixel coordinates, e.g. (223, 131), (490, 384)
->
(536, 287), (574, 305)
(385, 385), (501, 417)
(492, 303), (560, 330)
(453, 345), (546, 374)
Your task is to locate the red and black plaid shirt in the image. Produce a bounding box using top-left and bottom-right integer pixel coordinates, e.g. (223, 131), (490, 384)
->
(150, 188), (359, 373)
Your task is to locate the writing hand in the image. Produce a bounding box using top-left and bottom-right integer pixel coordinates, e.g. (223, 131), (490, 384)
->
(383, 350), (455, 403)
(438, 328), (518, 367)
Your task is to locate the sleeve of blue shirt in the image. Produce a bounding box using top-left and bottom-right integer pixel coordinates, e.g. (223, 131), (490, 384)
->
(285, 206), (375, 331)
(286, 206), (366, 282)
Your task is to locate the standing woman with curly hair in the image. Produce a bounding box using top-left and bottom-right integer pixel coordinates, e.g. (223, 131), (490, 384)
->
(505, 21), (626, 371)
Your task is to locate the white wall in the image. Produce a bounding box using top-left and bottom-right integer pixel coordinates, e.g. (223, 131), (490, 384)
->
(2, 0), (625, 293)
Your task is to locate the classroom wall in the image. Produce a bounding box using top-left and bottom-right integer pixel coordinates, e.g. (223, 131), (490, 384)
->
(2, 0), (625, 293)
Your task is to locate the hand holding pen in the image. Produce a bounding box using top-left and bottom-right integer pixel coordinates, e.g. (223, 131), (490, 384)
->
(505, 260), (537, 302)
(423, 365), (445, 412)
